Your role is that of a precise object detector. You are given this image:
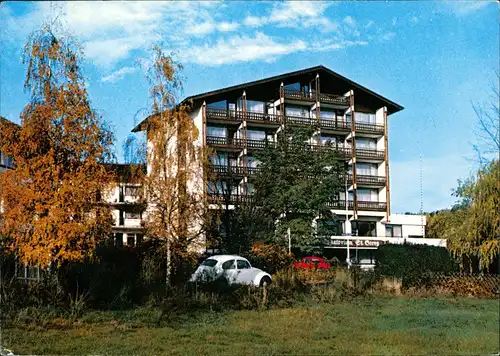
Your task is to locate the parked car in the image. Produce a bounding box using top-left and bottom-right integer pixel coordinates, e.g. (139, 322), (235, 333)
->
(293, 256), (332, 270)
(189, 255), (272, 287)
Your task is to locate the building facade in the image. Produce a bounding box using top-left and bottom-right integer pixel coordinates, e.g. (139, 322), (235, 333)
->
(133, 66), (445, 257)
(103, 164), (146, 247)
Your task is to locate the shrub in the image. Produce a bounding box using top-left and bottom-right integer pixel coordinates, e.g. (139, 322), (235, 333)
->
(244, 242), (294, 274)
(375, 243), (459, 288)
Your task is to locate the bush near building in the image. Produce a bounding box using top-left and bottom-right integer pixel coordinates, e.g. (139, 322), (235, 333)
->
(375, 243), (459, 287)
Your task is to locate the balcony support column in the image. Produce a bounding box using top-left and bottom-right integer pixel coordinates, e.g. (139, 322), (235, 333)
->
(202, 101), (208, 197)
(383, 106), (391, 221)
(348, 90), (358, 220)
(314, 73), (320, 145)
(242, 91), (247, 169)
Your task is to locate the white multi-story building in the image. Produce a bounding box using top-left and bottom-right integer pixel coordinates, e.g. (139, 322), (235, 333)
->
(132, 66), (446, 257)
(103, 164), (145, 247)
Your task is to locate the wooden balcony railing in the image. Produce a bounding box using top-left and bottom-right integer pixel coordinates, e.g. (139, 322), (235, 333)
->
(354, 122), (385, 134)
(318, 92), (350, 105)
(210, 165), (246, 176)
(282, 89), (349, 106)
(206, 136), (244, 149)
(350, 174), (386, 186)
(355, 148), (385, 161)
(208, 194), (254, 204)
(206, 108), (241, 122)
(245, 111), (281, 124)
(283, 88), (315, 101)
(246, 139), (277, 150)
(286, 115), (316, 126)
(325, 200), (387, 211)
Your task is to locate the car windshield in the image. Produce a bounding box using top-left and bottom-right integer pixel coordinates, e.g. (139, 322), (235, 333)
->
(201, 259), (218, 267)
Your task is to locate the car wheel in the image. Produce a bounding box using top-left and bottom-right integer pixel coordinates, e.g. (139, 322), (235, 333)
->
(259, 276), (272, 287)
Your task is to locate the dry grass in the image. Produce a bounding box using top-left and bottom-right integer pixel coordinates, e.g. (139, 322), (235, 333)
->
(4, 296), (499, 355)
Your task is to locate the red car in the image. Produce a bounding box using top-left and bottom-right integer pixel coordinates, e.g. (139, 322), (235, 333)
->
(293, 256), (332, 269)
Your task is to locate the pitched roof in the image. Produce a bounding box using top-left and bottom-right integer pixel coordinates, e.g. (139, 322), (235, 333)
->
(132, 65), (403, 132)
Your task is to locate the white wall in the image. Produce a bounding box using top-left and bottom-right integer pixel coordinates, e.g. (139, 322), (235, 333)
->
(387, 213), (426, 237)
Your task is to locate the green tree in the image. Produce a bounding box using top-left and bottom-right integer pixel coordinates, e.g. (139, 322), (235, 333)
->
(252, 125), (346, 252)
(448, 160), (499, 271)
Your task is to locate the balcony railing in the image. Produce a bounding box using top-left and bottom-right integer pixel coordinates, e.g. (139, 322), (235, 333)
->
(286, 115), (316, 126)
(355, 148), (385, 161)
(206, 108), (241, 122)
(354, 122), (385, 134)
(318, 92), (350, 105)
(245, 111), (281, 124)
(283, 88), (315, 101)
(282, 89), (349, 106)
(210, 165), (246, 177)
(208, 194), (254, 204)
(206, 136), (244, 149)
(247, 139), (277, 150)
(325, 200), (387, 211)
(350, 174), (386, 186)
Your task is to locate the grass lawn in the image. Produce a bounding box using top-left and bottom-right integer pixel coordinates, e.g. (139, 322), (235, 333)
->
(4, 296), (499, 355)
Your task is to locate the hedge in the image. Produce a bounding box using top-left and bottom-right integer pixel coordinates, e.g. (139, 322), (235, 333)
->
(375, 243), (459, 287)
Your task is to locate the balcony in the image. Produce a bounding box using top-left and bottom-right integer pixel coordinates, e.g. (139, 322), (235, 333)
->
(325, 200), (387, 212)
(354, 122), (385, 135)
(206, 108), (242, 124)
(282, 89), (349, 106)
(245, 111), (281, 126)
(286, 115), (317, 127)
(208, 194), (254, 204)
(247, 139), (277, 150)
(210, 165), (247, 178)
(349, 174), (386, 186)
(283, 88), (315, 102)
(206, 136), (244, 150)
(355, 148), (385, 161)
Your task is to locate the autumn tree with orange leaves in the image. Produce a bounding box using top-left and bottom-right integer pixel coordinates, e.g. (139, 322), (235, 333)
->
(138, 47), (214, 282)
(0, 25), (115, 268)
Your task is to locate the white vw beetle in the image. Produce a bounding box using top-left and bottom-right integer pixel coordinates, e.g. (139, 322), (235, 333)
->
(190, 255), (272, 287)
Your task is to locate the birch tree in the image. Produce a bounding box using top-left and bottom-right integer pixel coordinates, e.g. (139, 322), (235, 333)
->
(0, 25), (115, 267)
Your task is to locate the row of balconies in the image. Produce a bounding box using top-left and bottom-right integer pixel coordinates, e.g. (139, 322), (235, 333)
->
(206, 108), (384, 135)
(209, 164), (386, 187)
(208, 194), (387, 212)
(206, 136), (385, 161)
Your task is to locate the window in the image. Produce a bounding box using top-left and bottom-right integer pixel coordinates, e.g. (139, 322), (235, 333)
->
(119, 210), (124, 225)
(356, 163), (377, 176)
(201, 259), (218, 267)
(356, 112), (376, 124)
(115, 233), (123, 246)
(222, 260), (236, 270)
(210, 154), (228, 166)
(247, 100), (265, 113)
(355, 138), (377, 150)
(386, 224), (402, 237)
(320, 110), (335, 120)
(237, 260), (251, 269)
(137, 234), (144, 245)
(125, 186), (139, 196)
(246, 183), (254, 195)
(285, 106), (309, 118)
(127, 234), (135, 246)
(125, 211), (140, 219)
(357, 189), (378, 202)
(207, 126), (227, 138)
(208, 180), (227, 194)
(247, 130), (266, 141)
(207, 100), (227, 109)
(354, 221), (377, 237)
(320, 136), (335, 145)
(247, 156), (260, 168)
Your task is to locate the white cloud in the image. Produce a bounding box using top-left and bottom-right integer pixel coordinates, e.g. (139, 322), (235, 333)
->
(178, 33), (368, 66)
(445, 1), (492, 16)
(364, 20), (374, 29)
(410, 16), (419, 24)
(101, 66), (138, 83)
(243, 15), (267, 27)
(392, 17), (397, 26)
(343, 15), (356, 26)
(381, 32), (396, 41)
(217, 22), (239, 32)
(186, 21), (216, 36)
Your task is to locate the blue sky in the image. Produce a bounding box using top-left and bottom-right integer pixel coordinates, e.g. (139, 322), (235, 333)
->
(1, 1), (498, 213)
